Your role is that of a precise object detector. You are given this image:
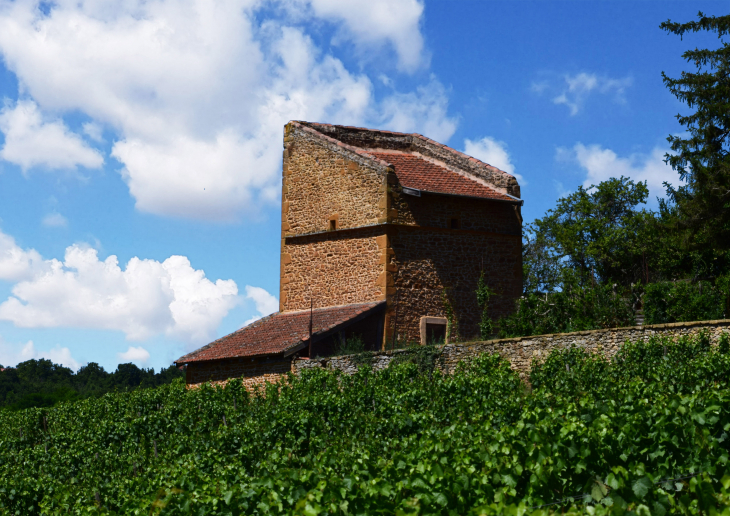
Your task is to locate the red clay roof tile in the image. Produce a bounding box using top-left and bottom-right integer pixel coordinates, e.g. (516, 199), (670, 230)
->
(296, 121), (517, 184)
(367, 151), (515, 202)
(175, 302), (384, 364)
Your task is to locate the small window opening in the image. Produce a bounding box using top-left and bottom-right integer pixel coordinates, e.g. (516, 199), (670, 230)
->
(329, 219), (337, 230)
(425, 323), (446, 345)
(449, 218), (460, 229)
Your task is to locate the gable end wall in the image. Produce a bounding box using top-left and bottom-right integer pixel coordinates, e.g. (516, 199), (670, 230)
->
(282, 123), (389, 236)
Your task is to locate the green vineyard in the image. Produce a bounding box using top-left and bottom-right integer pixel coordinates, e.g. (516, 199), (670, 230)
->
(2, 334), (730, 515)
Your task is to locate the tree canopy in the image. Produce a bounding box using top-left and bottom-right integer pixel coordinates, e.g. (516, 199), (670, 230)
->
(501, 173), (730, 337)
(523, 177), (653, 293)
(661, 12), (730, 249)
(0, 359), (184, 410)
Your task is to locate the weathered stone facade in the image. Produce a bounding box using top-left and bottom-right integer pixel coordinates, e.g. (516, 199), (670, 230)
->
(392, 188), (521, 233)
(186, 356), (294, 390)
(294, 319), (730, 381)
(387, 226), (521, 342)
(179, 120), (523, 388)
(281, 126), (388, 237)
(280, 121), (523, 346)
(281, 228), (383, 312)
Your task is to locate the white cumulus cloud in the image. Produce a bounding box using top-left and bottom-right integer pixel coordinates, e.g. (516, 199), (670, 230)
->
(463, 136), (525, 185)
(558, 143), (674, 200)
(0, 337), (81, 371)
(0, 230), (46, 282)
(118, 346), (150, 366)
(0, 100), (103, 170)
(378, 79), (457, 143)
(0, 229), (238, 344)
(243, 285), (279, 325)
(306, 0), (426, 72)
(553, 73), (632, 115)
(0, 0), (449, 221)
(82, 122), (104, 142)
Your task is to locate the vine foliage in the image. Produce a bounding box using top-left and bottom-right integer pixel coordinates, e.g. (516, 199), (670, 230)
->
(476, 270), (496, 339)
(441, 287), (459, 343)
(2, 333), (730, 515)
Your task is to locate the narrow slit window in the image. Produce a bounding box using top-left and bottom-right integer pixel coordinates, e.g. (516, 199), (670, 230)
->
(449, 218), (460, 229)
(329, 219), (337, 230)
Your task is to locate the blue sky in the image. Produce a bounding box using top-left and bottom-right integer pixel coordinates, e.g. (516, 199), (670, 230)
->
(0, 0), (724, 372)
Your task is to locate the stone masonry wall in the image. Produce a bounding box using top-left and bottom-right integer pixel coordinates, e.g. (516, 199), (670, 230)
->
(281, 227), (384, 312)
(387, 225), (522, 343)
(393, 190), (521, 235)
(282, 123), (388, 237)
(280, 121), (522, 342)
(294, 320), (730, 381)
(186, 356), (294, 390)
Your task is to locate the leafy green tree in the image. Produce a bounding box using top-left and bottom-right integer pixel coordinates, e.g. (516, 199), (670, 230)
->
(644, 280), (727, 324)
(661, 12), (730, 249)
(0, 359), (184, 410)
(499, 277), (635, 338)
(74, 362), (109, 397)
(524, 176), (653, 290)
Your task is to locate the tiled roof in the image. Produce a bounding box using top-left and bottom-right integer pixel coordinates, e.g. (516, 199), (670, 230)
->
(367, 151), (516, 202)
(175, 301), (384, 364)
(298, 121), (518, 184)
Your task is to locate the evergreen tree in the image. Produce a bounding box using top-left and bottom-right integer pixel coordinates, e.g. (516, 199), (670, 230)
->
(661, 12), (730, 249)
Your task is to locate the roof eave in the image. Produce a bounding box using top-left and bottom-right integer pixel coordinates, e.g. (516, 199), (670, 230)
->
(175, 301), (386, 365)
(404, 187), (523, 205)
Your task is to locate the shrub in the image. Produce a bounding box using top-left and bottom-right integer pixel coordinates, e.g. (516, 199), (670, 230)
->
(644, 280), (726, 324)
(334, 333), (365, 355)
(498, 281), (634, 337)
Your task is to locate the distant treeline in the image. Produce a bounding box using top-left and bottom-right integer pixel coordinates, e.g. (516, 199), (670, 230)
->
(0, 359), (184, 410)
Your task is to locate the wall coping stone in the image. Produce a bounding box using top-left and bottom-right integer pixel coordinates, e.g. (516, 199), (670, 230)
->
(469, 319), (730, 345)
(293, 319), (730, 373)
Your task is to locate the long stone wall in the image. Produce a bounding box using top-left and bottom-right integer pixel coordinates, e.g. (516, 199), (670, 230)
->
(186, 356), (294, 390)
(294, 319), (730, 380)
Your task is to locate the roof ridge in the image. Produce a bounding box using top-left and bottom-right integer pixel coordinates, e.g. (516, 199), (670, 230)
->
(366, 149), (499, 191)
(297, 121), (516, 182)
(410, 133), (517, 180)
(366, 151), (517, 203)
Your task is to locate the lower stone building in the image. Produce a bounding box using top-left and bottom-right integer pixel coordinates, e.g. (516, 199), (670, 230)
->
(176, 121), (522, 388)
(177, 302), (385, 388)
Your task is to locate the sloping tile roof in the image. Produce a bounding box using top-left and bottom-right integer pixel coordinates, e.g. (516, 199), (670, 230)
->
(367, 151), (516, 202)
(175, 301), (384, 364)
(298, 121), (518, 185)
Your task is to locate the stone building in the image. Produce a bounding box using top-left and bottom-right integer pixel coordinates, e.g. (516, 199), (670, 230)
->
(176, 121), (522, 388)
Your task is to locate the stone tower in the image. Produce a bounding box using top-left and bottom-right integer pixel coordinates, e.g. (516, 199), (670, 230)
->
(280, 121), (522, 348)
